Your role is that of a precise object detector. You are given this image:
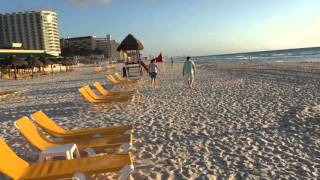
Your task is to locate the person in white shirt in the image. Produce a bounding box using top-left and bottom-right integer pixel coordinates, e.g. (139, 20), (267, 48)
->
(183, 56), (196, 88)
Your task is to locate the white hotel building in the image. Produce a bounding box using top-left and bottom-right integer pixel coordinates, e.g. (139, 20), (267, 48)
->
(0, 10), (61, 56)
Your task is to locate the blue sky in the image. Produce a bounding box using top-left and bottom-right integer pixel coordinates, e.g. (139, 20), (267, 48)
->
(1, 0), (320, 56)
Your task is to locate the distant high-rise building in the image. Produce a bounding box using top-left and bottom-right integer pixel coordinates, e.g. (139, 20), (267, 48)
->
(95, 36), (120, 60)
(108, 40), (120, 60)
(60, 35), (97, 54)
(0, 10), (61, 56)
(60, 34), (120, 60)
(106, 34), (111, 42)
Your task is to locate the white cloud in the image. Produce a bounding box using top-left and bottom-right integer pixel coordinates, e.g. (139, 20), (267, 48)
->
(67, 0), (112, 8)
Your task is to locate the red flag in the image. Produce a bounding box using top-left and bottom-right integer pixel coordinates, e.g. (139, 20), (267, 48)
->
(155, 53), (163, 63)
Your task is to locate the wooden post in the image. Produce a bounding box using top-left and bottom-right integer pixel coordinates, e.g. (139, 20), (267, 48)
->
(14, 65), (17, 80)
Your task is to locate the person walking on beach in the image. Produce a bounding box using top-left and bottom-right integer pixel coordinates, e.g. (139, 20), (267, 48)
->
(171, 57), (174, 66)
(148, 59), (160, 90)
(183, 56), (196, 88)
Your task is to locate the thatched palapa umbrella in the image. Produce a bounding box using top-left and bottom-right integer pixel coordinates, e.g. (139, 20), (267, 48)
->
(39, 57), (55, 74)
(117, 34), (144, 63)
(117, 34), (144, 52)
(51, 58), (63, 72)
(50, 58), (61, 64)
(26, 56), (43, 78)
(3, 56), (28, 80)
(62, 58), (77, 72)
(117, 34), (145, 76)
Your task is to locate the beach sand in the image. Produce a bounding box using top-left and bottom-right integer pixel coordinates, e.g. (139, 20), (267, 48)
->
(0, 61), (319, 179)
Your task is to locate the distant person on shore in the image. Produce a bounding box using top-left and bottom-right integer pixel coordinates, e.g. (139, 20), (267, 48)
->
(171, 57), (174, 66)
(148, 59), (160, 90)
(183, 56), (196, 88)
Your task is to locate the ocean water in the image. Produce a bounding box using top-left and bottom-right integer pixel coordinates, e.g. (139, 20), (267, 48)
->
(193, 47), (320, 62)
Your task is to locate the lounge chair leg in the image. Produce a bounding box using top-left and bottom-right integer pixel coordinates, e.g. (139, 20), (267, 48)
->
(66, 150), (72, 160)
(72, 172), (86, 180)
(119, 164), (134, 180)
(84, 147), (96, 156)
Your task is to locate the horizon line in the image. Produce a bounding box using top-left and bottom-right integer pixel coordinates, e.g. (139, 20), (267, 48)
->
(194, 46), (320, 58)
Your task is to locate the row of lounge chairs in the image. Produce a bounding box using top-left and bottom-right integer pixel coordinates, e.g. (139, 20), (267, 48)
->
(0, 72), (142, 179)
(79, 73), (140, 104)
(1, 111), (134, 180)
(107, 73), (139, 86)
(95, 65), (116, 73)
(79, 84), (135, 104)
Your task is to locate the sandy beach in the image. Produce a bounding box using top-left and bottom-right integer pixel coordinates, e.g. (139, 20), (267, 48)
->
(0, 61), (319, 179)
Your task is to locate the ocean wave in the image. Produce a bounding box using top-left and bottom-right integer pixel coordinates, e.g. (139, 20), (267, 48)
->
(194, 47), (320, 62)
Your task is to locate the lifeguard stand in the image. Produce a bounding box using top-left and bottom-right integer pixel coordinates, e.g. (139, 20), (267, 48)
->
(117, 34), (144, 78)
